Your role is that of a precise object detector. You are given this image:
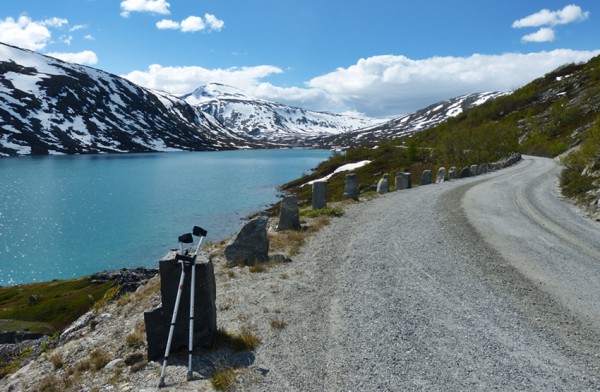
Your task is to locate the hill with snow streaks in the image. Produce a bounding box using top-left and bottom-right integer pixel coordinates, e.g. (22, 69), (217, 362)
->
(0, 42), (508, 157)
(182, 83), (380, 142)
(0, 43), (268, 157)
(306, 92), (507, 148)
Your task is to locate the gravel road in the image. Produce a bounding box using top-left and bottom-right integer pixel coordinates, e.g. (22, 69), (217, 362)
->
(251, 155), (600, 391)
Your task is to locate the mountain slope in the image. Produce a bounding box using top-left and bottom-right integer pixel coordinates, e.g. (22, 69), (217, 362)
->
(182, 83), (380, 142)
(0, 42), (508, 157)
(305, 91), (506, 148)
(0, 43), (266, 157)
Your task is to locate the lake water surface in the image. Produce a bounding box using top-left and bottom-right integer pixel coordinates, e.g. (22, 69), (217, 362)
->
(0, 149), (330, 285)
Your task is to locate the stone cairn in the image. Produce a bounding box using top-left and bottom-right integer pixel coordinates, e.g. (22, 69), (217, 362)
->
(144, 253), (217, 362)
(421, 170), (432, 186)
(377, 174), (389, 194)
(395, 172), (412, 190)
(342, 173), (359, 201)
(277, 196), (300, 231)
(312, 180), (328, 209)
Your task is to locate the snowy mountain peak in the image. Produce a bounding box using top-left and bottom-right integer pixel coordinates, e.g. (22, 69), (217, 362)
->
(182, 83), (252, 105)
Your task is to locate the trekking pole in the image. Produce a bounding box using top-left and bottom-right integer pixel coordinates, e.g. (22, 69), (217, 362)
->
(159, 232), (193, 388)
(187, 226), (207, 381)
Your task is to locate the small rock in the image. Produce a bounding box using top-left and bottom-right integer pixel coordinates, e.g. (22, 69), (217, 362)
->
(105, 358), (123, 369)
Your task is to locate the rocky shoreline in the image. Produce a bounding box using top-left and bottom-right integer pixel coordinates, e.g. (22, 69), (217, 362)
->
(0, 268), (158, 370)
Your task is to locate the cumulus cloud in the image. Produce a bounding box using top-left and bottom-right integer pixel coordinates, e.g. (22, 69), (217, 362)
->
(204, 14), (225, 31)
(512, 4), (590, 28)
(521, 27), (556, 43)
(513, 4), (590, 44)
(156, 14), (224, 32)
(120, 0), (170, 17)
(121, 64), (283, 95)
(122, 50), (600, 118)
(180, 16), (205, 32)
(45, 50), (99, 65)
(156, 19), (179, 30)
(0, 16), (54, 50)
(42, 17), (68, 28)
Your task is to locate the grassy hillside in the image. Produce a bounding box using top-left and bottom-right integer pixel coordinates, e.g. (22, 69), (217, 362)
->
(282, 54), (600, 213)
(0, 278), (115, 335)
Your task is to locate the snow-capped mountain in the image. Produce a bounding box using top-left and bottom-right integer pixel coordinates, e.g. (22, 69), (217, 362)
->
(306, 91), (508, 148)
(0, 43), (267, 157)
(0, 42), (507, 157)
(182, 83), (380, 142)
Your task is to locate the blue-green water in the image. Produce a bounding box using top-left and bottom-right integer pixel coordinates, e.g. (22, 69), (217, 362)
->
(0, 149), (330, 285)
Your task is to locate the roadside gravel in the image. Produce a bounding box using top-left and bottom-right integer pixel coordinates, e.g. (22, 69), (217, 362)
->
(249, 155), (600, 391)
(4, 155), (600, 391)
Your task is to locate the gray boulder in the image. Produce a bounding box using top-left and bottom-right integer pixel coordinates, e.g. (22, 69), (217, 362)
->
(224, 215), (269, 266)
(470, 164), (478, 177)
(435, 167), (446, 183)
(312, 181), (328, 209)
(459, 167), (472, 178)
(144, 252), (216, 361)
(342, 173), (359, 201)
(377, 174), (389, 194)
(448, 167), (457, 180)
(395, 172), (412, 190)
(277, 196), (300, 231)
(421, 170), (432, 186)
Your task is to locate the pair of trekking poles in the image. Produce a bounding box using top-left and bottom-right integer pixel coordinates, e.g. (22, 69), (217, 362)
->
(159, 225), (207, 388)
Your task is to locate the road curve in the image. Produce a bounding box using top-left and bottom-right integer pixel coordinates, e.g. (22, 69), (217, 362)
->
(252, 155), (600, 391)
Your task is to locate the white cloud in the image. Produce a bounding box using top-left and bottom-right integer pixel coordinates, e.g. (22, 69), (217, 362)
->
(70, 24), (87, 32)
(512, 4), (590, 28)
(156, 14), (224, 32)
(121, 64), (283, 95)
(45, 50), (99, 65)
(204, 13), (225, 32)
(122, 50), (600, 118)
(42, 17), (68, 28)
(120, 0), (170, 17)
(301, 50), (600, 117)
(521, 27), (556, 43)
(180, 16), (205, 32)
(156, 19), (180, 30)
(0, 16), (53, 50)
(60, 34), (74, 45)
(84, 34), (95, 41)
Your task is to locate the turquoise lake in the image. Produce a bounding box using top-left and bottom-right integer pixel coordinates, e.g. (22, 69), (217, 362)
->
(0, 149), (331, 286)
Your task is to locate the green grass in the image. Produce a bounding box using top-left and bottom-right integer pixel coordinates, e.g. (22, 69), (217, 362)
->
(0, 277), (116, 334)
(216, 328), (262, 351)
(300, 206), (344, 218)
(211, 367), (239, 391)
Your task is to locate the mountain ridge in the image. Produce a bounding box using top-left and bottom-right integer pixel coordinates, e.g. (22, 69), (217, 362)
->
(1, 42), (505, 157)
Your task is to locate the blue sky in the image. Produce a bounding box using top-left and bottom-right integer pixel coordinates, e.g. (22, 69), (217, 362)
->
(0, 1), (599, 118)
